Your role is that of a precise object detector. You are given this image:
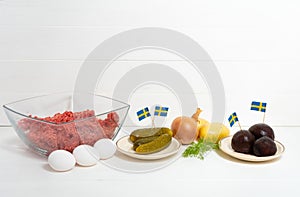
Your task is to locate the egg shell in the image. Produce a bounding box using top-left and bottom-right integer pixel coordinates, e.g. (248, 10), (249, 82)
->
(48, 150), (76, 172)
(72, 145), (100, 166)
(94, 138), (116, 160)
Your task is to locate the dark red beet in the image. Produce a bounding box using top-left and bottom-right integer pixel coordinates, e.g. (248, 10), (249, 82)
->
(253, 136), (277, 156)
(231, 130), (255, 154)
(249, 123), (274, 140)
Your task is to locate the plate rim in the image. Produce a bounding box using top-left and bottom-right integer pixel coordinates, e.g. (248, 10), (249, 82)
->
(219, 136), (285, 162)
(116, 135), (181, 160)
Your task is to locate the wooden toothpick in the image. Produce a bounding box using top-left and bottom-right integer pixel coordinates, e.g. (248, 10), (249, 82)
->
(151, 116), (156, 128)
(237, 121), (242, 130)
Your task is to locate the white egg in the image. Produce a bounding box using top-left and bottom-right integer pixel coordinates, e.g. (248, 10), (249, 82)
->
(48, 150), (76, 172)
(72, 145), (100, 166)
(94, 138), (116, 160)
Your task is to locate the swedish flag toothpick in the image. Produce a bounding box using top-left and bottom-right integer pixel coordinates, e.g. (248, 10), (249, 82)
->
(251, 101), (267, 112)
(154, 106), (169, 117)
(136, 107), (151, 121)
(136, 105), (169, 128)
(250, 101), (267, 123)
(152, 105), (169, 128)
(228, 112), (242, 130)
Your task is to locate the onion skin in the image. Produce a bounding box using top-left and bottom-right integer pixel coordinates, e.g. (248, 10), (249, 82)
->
(171, 116), (198, 144)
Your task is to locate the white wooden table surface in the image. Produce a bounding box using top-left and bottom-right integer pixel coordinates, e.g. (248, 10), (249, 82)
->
(0, 126), (299, 197)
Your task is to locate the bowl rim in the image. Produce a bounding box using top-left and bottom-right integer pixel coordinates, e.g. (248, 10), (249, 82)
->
(3, 91), (130, 126)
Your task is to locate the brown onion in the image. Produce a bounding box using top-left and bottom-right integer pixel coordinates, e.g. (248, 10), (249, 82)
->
(171, 116), (198, 145)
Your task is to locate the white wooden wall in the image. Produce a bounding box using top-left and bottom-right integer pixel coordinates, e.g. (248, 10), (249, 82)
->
(1, 0), (300, 127)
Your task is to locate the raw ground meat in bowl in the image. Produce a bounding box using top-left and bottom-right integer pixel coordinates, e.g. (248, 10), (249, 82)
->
(3, 92), (129, 156)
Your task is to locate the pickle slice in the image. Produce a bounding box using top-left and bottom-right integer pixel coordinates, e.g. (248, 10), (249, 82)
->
(135, 134), (172, 154)
(130, 127), (172, 142)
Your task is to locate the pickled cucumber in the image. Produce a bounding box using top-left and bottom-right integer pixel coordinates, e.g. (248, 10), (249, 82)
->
(135, 134), (172, 154)
(130, 127), (172, 142)
(133, 136), (159, 151)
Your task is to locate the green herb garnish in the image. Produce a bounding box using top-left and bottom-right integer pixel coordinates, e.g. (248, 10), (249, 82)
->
(182, 139), (219, 160)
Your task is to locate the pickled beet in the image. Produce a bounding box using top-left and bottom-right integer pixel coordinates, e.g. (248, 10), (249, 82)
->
(231, 130), (255, 154)
(253, 136), (277, 156)
(249, 123), (274, 140)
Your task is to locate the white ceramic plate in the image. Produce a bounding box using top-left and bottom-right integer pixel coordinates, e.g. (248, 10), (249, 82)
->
(219, 136), (285, 162)
(116, 136), (181, 160)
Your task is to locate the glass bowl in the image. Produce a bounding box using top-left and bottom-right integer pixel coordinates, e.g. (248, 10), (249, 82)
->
(3, 92), (129, 156)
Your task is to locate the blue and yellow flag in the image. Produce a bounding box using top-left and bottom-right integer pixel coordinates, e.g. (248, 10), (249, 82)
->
(251, 101), (267, 112)
(154, 106), (169, 117)
(228, 112), (239, 127)
(137, 107), (151, 121)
